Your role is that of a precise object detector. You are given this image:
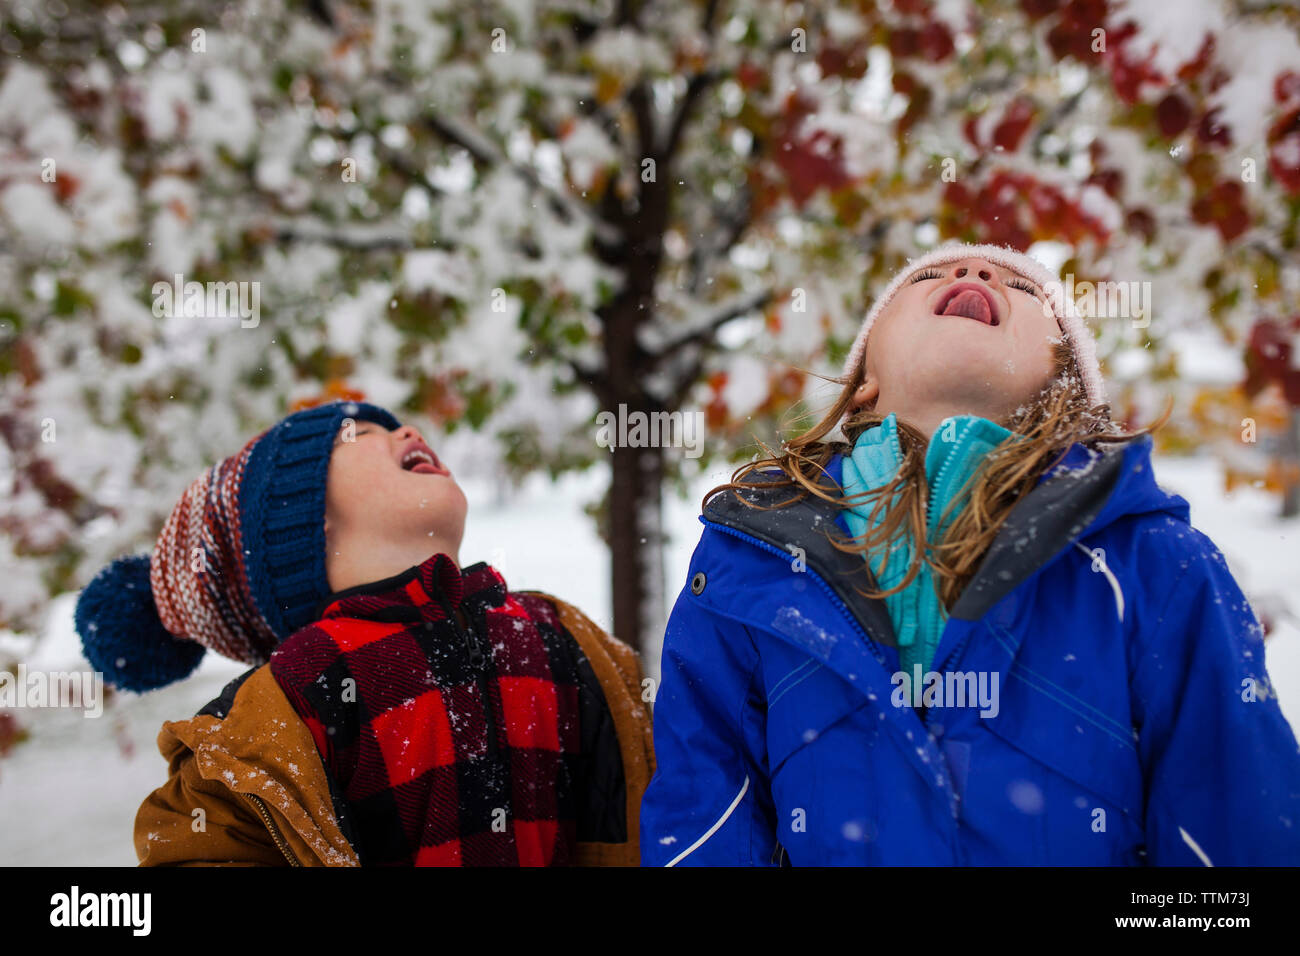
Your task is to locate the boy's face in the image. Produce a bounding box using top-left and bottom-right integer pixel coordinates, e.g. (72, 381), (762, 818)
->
(323, 418), (468, 562)
(851, 256), (1062, 429)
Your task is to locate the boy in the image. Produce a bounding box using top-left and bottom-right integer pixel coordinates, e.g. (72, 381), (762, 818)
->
(75, 400), (653, 866)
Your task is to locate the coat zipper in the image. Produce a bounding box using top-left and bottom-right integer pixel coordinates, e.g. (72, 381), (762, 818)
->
(440, 599), (499, 760)
(244, 791), (302, 867)
(915, 422), (976, 722)
(705, 519), (960, 819)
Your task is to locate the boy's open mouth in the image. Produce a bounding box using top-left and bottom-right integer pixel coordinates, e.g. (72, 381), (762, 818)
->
(399, 440), (449, 476)
(934, 282), (1001, 326)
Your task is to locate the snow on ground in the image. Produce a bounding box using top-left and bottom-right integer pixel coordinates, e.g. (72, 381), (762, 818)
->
(0, 452), (1296, 865)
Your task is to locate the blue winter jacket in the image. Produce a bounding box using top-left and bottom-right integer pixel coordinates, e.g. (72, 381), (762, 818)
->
(640, 434), (1300, 865)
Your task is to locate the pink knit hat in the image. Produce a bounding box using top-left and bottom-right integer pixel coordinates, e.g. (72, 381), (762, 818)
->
(841, 242), (1107, 409)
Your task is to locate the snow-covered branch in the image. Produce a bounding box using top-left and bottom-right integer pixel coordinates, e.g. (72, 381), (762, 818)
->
(271, 221), (415, 252)
(417, 109), (624, 252)
(643, 288), (773, 368)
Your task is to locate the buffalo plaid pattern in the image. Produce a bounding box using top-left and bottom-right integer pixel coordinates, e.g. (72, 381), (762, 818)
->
(268, 554), (585, 866)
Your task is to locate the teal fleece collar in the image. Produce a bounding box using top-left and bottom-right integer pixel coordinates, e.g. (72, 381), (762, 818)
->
(840, 412), (1017, 677)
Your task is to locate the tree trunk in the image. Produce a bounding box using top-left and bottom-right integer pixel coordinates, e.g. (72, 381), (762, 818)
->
(1282, 405), (1300, 519)
(598, 84), (672, 656)
(608, 439), (667, 656)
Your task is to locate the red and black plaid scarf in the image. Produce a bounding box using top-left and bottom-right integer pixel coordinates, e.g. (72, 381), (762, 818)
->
(269, 554), (586, 865)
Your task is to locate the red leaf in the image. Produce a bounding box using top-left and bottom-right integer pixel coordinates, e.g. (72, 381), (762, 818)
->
(888, 26), (920, 60)
(1087, 167), (1123, 199)
(736, 61), (765, 91)
(52, 171), (81, 202)
(1175, 34), (1216, 83)
(919, 22), (955, 62)
(1105, 20), (1165, 105)
(1020, 0), (1062, 21)
(816, 43), (869, 79)
(1125, 207), (1156, 242)
(0, 711), (23, 757)
(1155, 92), (1192, 138)
(992, 98), (1036, 152)
(1191, 180), (1249, 241)
(1217, 205), (1250, 242)
(768, 93), (854, 206)
(1196, 106), (1232, 148)
(1267, 107), (1300, 196)
(1244, 317), (1300, 405)
(943, 181), (972, 206)
(1275, 70), (1300, 106)
(773, 129), (853, 206)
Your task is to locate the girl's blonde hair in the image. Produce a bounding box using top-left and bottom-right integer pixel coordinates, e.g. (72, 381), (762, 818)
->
(707, 340), (1172, 609)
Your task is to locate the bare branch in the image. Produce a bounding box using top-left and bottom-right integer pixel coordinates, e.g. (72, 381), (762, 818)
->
(653, 0), (724, 159)
(1031, 87), (1087, 158)
(575, 92), (632, 155)
(626, 80), (658, 165)
(662, 69), (724, 159)
(664, 352), (710, 411)
(1233, 0), (1300, 22)
(374, 141), (447, 199)
(686, 185), (754, 295)
(270, 220), (415, 251)
(939, 73), (1020, 115)
(647, 288), (773, 368)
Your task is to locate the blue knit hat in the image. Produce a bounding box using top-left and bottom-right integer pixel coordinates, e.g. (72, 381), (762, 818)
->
(75, 401), (402, 691)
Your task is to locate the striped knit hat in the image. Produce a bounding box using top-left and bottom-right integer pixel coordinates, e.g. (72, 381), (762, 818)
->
(74, 401), (402, 692)
(842, 242), (1107, 409)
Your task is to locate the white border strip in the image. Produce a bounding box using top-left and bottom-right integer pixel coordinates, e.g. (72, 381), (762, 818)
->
(666, 775), (750, 867)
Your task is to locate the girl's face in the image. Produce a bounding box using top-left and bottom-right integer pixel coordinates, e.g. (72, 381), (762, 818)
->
(323, 419), (468, 561)
(849, 255), (1062, 435)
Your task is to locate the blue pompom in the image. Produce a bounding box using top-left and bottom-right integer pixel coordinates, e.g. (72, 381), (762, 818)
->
(74, 554), (206, 692)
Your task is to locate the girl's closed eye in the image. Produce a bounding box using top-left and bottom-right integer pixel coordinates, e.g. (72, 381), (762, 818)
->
(909, 269), (944, 283)
(1007, 277), (1040, 299)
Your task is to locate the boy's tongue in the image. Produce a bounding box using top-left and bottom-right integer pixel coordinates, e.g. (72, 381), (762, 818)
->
(940, 290), (993, 324)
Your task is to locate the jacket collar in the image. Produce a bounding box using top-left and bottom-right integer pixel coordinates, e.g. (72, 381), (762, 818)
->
(702, 432), (1171, 645)
(843, 413), (1017, 531)
(314, 553), (507, 623)
(840, 412), (1017, 592)
(839, 413), (1017, 670)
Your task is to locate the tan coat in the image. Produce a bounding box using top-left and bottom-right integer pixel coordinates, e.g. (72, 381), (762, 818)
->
(134, 595), (654, 866)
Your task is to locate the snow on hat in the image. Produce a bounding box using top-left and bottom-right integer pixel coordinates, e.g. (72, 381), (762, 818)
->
(841, 242), (1107, 409)
(74, 400), (402, 692)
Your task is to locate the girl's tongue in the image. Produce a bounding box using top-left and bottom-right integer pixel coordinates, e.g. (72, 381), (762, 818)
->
(940, 290), (994, 324)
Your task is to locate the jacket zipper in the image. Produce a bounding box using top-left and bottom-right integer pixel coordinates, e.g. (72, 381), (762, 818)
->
(914, 422), (976, 722)
(705, 519), (960, 819)
(244, 792), (302, 867)
(440, 600), (499, 760)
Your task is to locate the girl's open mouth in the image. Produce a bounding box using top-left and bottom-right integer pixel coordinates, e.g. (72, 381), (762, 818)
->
(934, 283), (1001, 326)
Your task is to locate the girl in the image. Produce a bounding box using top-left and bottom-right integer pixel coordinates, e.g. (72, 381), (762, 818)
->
(640, 242), (1300, 866)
